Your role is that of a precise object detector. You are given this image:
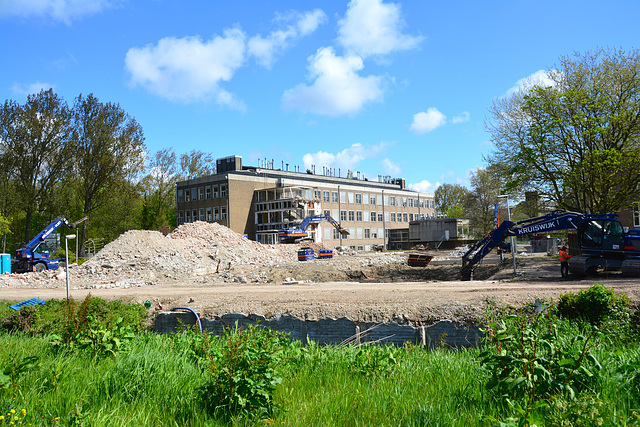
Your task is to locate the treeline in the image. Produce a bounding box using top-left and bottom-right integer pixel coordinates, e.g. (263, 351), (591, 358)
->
(0, 89), (215, 256)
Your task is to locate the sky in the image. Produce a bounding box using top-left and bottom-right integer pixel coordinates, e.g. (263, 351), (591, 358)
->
(1, 0), (638, 195)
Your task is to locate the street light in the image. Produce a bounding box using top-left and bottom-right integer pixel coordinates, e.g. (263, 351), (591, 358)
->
(498, 195), (517, 275)
(65, 234), (76, 302)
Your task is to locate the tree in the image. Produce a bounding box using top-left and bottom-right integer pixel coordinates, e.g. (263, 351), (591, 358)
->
(71, 94), (146, 256)
(486, 48), (640, 214)
(142, 148), (178, 229)
(179, 149), (216, 179)
(434, 183), (471, 217)
(0, 89), (73, 243)
(467, 166), (506, 236)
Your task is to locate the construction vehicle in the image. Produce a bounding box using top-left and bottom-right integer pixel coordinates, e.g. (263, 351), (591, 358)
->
(12, 215), (87, 273)
(278, 214), (349, 243)
(461, 211), (640, 280)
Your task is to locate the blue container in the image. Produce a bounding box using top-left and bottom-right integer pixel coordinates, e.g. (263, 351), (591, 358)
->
(0, 254), (10, 274)
(297, 248), (315, 261)
(317, 249), (333, 259)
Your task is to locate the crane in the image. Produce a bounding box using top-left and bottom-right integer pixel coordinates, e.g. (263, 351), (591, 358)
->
(278, 214), (349, 243)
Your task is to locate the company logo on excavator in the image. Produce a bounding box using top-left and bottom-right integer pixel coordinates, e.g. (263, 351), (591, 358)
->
(515, 220), (559, 235)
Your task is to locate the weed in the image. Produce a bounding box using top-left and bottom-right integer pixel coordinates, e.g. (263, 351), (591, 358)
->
(558, 282), (630, 326)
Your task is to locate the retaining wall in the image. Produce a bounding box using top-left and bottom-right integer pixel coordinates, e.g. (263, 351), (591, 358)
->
(155, 311), (483, 348)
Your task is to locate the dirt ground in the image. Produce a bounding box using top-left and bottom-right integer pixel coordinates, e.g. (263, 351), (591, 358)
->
(2, 252), (639, 324)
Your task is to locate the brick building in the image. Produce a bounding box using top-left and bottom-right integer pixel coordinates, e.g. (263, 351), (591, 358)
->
(175, 155), (435, 250)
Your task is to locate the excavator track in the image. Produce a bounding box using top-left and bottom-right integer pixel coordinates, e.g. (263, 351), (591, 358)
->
(621, 259), (640, 277)
(568, 255), (591, 276)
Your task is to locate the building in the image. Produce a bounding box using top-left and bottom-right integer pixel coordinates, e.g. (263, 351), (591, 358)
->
(175, 155), (435, 250)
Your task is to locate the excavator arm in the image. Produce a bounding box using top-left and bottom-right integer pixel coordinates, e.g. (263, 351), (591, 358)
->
(461, 211), (582, 279)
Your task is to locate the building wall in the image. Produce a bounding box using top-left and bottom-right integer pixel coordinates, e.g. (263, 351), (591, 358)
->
(176, 161), (435, 249)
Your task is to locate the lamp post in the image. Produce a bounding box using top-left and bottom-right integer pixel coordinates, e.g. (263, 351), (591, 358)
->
(498, 195), (517, 275)
(65, 234), (76, 302)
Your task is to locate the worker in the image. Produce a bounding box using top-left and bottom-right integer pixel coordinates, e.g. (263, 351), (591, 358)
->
(559, 246), (571, 278)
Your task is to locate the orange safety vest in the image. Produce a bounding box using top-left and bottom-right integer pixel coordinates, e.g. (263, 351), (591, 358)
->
(559, 250), (571, 262)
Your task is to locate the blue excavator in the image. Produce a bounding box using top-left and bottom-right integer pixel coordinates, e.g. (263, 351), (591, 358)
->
(461, 210), (640, 280)
(11, 215), (87, 273)
(278, 214), (349, 243)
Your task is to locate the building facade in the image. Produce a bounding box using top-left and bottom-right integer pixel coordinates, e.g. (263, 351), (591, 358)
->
(175, 155), (435, 250)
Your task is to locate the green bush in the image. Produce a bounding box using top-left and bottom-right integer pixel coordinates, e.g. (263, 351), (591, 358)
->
(557, 283), (630, 325)
(198, 323), (296, 419)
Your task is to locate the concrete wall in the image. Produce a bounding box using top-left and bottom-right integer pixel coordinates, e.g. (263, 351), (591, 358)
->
(155, 312), (483, 349)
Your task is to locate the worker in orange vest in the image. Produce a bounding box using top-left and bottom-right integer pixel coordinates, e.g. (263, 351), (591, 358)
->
(559, 246), (571, 278)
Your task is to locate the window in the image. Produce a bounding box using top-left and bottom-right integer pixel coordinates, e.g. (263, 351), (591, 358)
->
(348, 193), (354, 203)
(332, 191), (338, 202)
(348, 211), (355, 221)
(221, 206), (227, 220)
(185, 210), (191, 222)
(198, 187), (204, 200)
(178, 210), (184, 224)
(192, 209), (197, 221)
(403, 213), (408, 222)
(206, 207), (212, 221)
(332, 209), (339, 219)
(214, 207), (219, 221)
(377, 195), (382, 205)
(364, 228), (370, 239)
(191, 188), (196, 201)
(363, 193), (369, 205)
(324, 209), (331, 217)
(357, 228), (363, 239)
(205, 186), (211, 199)
(213, 185), (219, 198)
(371, 229), (378, 239)
(402, 197), (407, 207)
(384, 212), (389, 222)
(390, 196), (395, 206)
(340, 192), (347, 203)
(363, 211), (370, 222)
(408, 198), (413, 207)
(220, 184), (227, 198)
(430, 200), (434, 209)
(324, 228), (332, 240)
(356, 211), (363, 221)
(184, 189), (190, 202)
(355, 193), (362, 204)
(635, 203), (640, 227)
(177, 189), (184, 203)
(391, 213), (396, 222)
(409, 213), (414, 222)
(370, 211), (376, 222)
(378, 212), (383, 222)
(340, 210), (347, 221)
(370, 195), (376, 205)
(323, 191), (330, 202)
(199, 208), (205, 221)
(333, 229), (341, 239)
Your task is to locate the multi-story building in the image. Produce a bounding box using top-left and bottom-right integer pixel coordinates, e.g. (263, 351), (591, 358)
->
(175, 155), (435, 250)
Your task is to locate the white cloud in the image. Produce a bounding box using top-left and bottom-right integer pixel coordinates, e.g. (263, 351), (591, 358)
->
(505, 69), (555, 97)
(11, 81), (56, 97)
(125, 28), (247, 108)
(302, 141), (388, 172)
(409, 108), (446, 134)
(337, 0), (423, 58)
(408, 180), (440, 194)
(282, 47), (385, 116)
(381, 158), (401, 176)
(452, 111), (470, 124)
(248, 9), (326, 69)
(0, 0), (116, 24)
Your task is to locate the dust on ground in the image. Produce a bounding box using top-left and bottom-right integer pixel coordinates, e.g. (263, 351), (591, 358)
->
(2, 222), (639, 324)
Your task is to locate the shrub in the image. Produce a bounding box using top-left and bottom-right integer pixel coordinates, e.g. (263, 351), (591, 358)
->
(557, 283), (630, 326)
(198, 323), (295, 419)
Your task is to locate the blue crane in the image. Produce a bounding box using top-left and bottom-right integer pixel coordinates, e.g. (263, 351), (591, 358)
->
(278, 214), (349, 243)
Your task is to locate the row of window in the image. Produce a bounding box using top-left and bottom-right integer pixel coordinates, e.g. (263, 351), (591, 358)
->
(314, 190), (433, 208)
(325, 227), (390, 240)
(326, 209), (434, 223)
(178, 207), (227, 224)
(177, 184), (228, 203)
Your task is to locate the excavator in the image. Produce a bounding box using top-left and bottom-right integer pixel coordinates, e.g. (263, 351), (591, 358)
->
(278, 214), (349, 243)
(12, 215), (87, 273)
(461, 211), (640, 280)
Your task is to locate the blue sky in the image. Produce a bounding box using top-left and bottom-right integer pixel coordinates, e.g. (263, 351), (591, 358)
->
(1, 0), (638, 194)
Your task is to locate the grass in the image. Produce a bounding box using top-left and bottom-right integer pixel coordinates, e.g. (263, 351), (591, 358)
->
(1, 289), (640, 426)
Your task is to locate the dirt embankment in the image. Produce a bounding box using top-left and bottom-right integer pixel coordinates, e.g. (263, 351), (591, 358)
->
(1, 221), (639, 323)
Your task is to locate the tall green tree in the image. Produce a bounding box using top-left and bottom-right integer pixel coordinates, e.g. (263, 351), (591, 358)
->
(141, 148), (178, 229)
(179, 149), (216, 179)
(434, 183), (471, 217)
(467, 166), (506, 236)
(0, 89), (73, 243)
(486, 48), (640, 214)
(71, 94), (146, 256)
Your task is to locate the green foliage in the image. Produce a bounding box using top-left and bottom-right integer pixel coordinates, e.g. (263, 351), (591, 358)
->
(480, 308), (603, 424)
(558, 283), (630, 326)
(1, 305), (39, 333)
(198, 323), (295, 418)
(351, 344), (398, 377)
(0, 354), (39, 398)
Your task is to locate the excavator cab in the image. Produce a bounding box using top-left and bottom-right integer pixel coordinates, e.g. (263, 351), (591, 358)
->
(580, 218), (625, 251)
